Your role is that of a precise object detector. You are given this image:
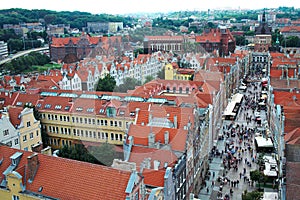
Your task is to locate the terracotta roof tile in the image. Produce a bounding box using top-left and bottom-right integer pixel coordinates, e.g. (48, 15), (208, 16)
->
(0, 145), (131, 200)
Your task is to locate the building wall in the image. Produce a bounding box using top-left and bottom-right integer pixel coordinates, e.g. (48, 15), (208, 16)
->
(0, 41), (8, 59)
(40, 111), (134, 149)
(0, 115), (20, 149)
(165, 64), (175, 80)
(0, 173), (41, 200)
(18, 108), (42, 151)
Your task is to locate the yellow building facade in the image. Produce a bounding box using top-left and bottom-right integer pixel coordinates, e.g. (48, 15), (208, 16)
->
(165, 63), (194, 81)
(18, 108), (42, 152)
(0, 172), (41, 200)
(36, 97), (134, 149)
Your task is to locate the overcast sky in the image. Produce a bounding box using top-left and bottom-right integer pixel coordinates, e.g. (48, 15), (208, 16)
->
(1, 0), (300, 15)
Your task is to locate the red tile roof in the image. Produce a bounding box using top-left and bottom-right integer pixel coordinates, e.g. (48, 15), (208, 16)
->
(142, 169), (166, 187)
(8, 106), (23, 127)
(0, 145), (132, 200)
(127, 125), (188, 152)
(129, 146), (177, 170)
(285, 128), (300, 145)
(280, 26), (300, 33)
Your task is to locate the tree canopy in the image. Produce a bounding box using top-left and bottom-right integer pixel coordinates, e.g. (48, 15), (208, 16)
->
(96, 74), (116, 92)
(114, 77), (141, 93)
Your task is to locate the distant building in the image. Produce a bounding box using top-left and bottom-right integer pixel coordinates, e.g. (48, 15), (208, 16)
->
(87, 22), (109, 33)
(0, 41), (8, 59)
(280, 26), (300, 38)
(144, 35), (185, 54)
(47, 24), (70, 36)
(49, 33), (123, 62)
(195, 27), (236, 56)
(254, 11), (272, 52)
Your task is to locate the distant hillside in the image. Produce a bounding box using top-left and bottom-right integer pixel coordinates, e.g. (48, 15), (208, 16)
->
(0, 8), (134, 30)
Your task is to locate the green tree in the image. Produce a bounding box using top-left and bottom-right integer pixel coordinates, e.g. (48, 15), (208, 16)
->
(250, 170), (263, 189)
(88, 143), (116, 166)
(234, 35), (248, 46)
(242, 190), (263, 200)
(96, 74), (116, 92)
(144, 75), (154, 84)
(114, 77), (141, 93)
(157, 67), (165, 79)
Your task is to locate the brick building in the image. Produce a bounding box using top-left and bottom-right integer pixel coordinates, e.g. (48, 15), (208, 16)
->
(195, 27), (236, 56)
(50, 33), (123, 63)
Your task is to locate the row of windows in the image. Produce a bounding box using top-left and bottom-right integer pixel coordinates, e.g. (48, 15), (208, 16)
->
(22, 131), (39, 142)
(46, 125), (123, 141)
(166, 86), (191, 94)
(43, 114), (124, 127)
(5, 138), (18, 147)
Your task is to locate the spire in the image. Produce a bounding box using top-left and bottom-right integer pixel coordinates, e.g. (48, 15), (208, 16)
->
(262, 10), (266, 23)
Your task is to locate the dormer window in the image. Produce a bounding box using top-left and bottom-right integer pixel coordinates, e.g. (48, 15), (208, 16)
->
(16, 102), (22, 106)
(76, 107), (83, 112)
(45, 104), (51, 109)
(55, 105), (62, 110)
(87, 108), (94, 112)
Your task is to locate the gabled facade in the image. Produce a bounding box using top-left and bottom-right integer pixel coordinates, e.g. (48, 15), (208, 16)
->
(8, 107), (42, 151)
(0, 113), (20, 149)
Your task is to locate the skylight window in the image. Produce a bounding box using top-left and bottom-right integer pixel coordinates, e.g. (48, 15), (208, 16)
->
(76, 107), (83, 112)
(16, 102), (22, 106)
(99, 109), (105, 114)
(55, 105), (62, 110)
(65, 106), (70, 111)
(87, 108), (94, 112)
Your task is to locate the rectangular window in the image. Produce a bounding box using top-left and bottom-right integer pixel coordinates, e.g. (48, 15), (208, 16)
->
(110, 121), (113, 126)
(100, 120), (104, 126)
(30, 132), (33, 139)
(119, 134), (123, 141)
(85, 131), (88, 138)
(111, 133), (114, 140)
(114, 121), (118, 127)
(23, 135), (27, 142)
(119, 121), (122, 127)
(115, 134), (119, 141)
(105, 120), (107, 126)
(14, 138), (19, 145)
(85, 118), (88, 124)
(36, 130), (39, 136)
(3, 129), (9, 136)
(27, 121), (31, 127)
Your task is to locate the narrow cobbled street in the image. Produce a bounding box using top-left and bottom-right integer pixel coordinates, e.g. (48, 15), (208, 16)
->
(198, 75), (268, 200)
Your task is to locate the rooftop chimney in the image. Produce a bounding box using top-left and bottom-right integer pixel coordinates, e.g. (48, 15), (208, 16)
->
(173, 115), (177, 129)
(148, 131), (155, 147)
(27, 153), (39, 182)
(164, 131), (169, 144)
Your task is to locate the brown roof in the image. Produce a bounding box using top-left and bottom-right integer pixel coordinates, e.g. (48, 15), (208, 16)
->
(285, 128), (300, 145)
(0, 145), (132, 200)
(286, 161), (300, 200)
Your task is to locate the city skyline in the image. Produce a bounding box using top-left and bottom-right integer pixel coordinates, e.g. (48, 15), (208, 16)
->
(1, 0), (300, 15)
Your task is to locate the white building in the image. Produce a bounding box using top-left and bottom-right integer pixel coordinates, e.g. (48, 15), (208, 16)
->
(0, 41), (8, 59)
(0, 113), (20, 149)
